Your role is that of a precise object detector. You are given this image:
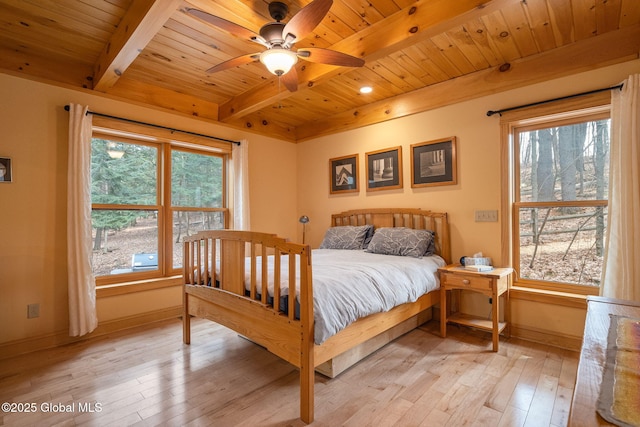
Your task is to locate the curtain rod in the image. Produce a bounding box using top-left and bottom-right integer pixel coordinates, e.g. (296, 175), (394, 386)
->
(486, 83), (624, 117)
(63, 105), (240, 145)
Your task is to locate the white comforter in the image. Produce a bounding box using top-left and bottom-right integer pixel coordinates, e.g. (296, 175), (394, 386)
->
(235, 249), (445, 344)
(310, 249), (445, 344)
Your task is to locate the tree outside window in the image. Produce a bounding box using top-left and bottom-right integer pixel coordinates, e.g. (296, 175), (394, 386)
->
(90, 135), (227, 281)
(514, 113), (610, 289)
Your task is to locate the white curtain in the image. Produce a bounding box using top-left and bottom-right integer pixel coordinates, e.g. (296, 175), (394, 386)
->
(67, 104), (98, 336)
(601, 74), (640, 301)
(232, 139), (250, 230)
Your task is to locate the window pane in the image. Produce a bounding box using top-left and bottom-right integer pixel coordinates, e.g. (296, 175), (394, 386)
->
(91, 139), (157, 205)
(518, 206), (607, 287)
(172, 211), (225, 269)
(172, 150), (223, 208)
(518, 119), (610, 202)
(91, 210), (158, 276)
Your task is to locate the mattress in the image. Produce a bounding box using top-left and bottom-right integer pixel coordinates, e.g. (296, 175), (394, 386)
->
(214, 249), (445, 344)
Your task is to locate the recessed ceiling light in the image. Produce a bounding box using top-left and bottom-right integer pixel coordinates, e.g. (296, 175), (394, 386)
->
(360, 86), (373, 94)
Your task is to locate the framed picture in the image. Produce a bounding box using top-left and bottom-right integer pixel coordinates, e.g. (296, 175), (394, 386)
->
(366, 146), (402, 191)
(329, 154), (359, 194)
(0, 157), (12, 183)
(411, 137), (457, 187)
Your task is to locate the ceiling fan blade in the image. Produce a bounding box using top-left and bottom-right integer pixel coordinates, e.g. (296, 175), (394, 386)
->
(281, 68), (298, 92)
(206, 53), (260, 73)
(282, 0), (333, 45)
(297, 48), (364, 67)
(186, 8), (259, 41)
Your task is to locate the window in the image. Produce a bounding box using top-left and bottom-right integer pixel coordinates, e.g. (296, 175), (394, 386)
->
(506, 100), (610, 293)
(90, 125), (228, 285)
(170, 148), (225, 269)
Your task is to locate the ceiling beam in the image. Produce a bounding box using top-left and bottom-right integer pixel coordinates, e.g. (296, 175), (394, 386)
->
(93, 0), (182, 92)
(105, 77), (297, 141)
(295, 24), (640, 141)
(218, 0), (517, 122)
(224, 112), (298, 142)
(106, 78), (220, 121)
(0, 45), (93, 88)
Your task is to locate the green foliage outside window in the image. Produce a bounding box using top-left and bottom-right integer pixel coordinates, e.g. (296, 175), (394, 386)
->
(91, 139), (157, 237)
(171, 150), (223, 208)
(90, 138), (225, 277)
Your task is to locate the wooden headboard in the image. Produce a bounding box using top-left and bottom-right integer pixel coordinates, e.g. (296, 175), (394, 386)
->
(330, 208), (450, 264)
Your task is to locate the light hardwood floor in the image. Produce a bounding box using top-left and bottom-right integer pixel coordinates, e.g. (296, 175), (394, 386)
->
(0, 318), (578, 427)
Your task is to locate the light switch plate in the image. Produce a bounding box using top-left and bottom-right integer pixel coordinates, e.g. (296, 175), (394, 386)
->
(475, 210), (498, 222)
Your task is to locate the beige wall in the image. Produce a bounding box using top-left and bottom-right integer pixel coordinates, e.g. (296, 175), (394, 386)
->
(2, 58), (639, 352)
(297, 59), (640, 346)
(0, 73), (297, 347)
(297, 60), (640, 263)
(296, 98), (505, 264)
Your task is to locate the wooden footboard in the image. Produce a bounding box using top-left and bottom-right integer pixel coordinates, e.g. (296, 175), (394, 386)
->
(182, 230), (315, 422)
(182, 208), (450, 424)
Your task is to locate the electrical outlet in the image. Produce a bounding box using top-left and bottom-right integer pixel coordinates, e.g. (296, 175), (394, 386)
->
(27, 303), (40, 319)
(475, 210), (498, 222)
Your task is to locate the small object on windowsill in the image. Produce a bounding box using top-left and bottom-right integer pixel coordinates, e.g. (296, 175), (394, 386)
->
(464, 264), (494, 272)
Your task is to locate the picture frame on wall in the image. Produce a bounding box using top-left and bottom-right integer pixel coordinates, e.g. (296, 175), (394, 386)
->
(411, 137), (457, 188)
(366, 146), (402, 191)
(329, 154), (359, 194)
(0, 157), (12, 183)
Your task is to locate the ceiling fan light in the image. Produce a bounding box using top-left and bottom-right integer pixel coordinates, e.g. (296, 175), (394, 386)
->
(260, 48), (298, 76)
(106, 141), (125, 159)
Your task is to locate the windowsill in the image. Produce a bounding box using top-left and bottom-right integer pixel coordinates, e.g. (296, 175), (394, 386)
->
(510, 285), (589, 309)
(95, 277), (591, 309)
(96, 276), (182, 298)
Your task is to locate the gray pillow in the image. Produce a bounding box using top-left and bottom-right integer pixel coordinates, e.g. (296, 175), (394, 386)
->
(366, 227), (435, 258)
(319, 225), (374, 250)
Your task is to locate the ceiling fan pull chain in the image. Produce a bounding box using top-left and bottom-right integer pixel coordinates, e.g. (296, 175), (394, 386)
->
(277, 76), (283, 109)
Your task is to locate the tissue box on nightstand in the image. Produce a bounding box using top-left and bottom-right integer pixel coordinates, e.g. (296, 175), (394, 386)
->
(463, 256), (492, 266)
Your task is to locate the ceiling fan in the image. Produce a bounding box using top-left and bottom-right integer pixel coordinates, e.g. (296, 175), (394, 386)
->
(186, 0), (365, 92)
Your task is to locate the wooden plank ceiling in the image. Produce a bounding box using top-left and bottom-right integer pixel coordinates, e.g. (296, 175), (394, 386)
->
(1, 0), (639, 142)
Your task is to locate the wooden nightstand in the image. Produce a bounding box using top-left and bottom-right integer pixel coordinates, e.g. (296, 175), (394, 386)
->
(438, 264), (513, 351)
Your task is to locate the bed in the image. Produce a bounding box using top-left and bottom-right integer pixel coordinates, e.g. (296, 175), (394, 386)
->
(182, 208), (450, 423)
